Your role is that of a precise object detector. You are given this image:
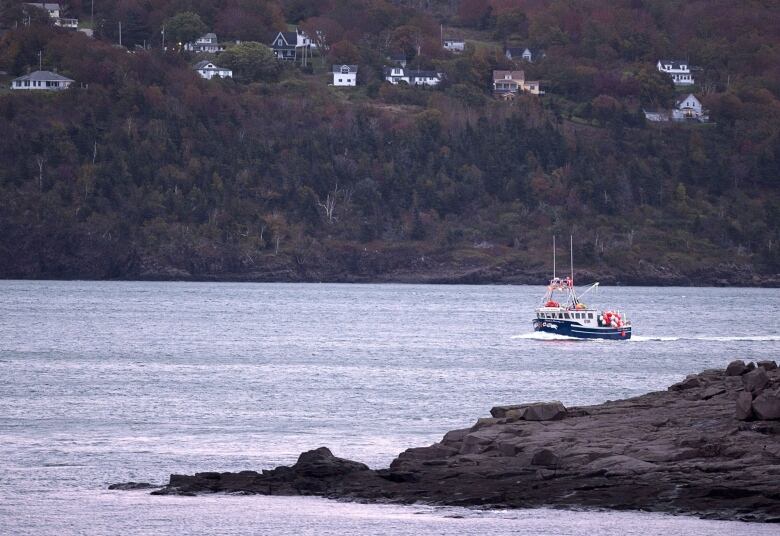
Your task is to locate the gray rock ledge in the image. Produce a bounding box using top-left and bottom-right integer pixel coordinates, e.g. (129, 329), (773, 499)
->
(111, 363), (780, 523)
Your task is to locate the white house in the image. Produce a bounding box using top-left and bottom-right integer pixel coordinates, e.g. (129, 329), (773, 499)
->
(297, 29), (319, 49)
(194, 60), (232, 80)
(644, 94), (708, 123)
(332, 64), (357, 86)
(185, 33), (224, 53)
(12, 70), (73, 90)
(443, 38), (465, 53)
(672, 94), (707, 121)
(384, 66), (442, 87)
(492, 70), (541, 96)
(657, 59), (694, 85)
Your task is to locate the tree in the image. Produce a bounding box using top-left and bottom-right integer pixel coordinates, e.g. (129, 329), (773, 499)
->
(164, 12), (207, 48)
(219, 42), (279, 81)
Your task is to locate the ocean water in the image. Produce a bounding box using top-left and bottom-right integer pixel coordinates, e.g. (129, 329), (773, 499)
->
(0, 281), (778, 535)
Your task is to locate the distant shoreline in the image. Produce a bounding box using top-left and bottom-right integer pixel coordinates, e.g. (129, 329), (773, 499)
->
(2, 271), (779, 288)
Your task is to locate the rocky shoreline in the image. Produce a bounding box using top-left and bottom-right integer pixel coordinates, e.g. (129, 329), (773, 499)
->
(111, 361), (780, 522)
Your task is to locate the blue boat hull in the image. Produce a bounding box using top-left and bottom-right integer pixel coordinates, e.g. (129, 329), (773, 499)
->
(533, 319), (632, 340)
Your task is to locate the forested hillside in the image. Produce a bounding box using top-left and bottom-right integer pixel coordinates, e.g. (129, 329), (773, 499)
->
(1, 0), (779, 284)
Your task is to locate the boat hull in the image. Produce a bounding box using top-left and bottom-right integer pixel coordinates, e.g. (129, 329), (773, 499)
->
(533, 319), (632, 340)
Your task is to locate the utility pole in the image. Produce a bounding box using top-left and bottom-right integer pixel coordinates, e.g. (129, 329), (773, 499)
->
(161, 25), (165, 50)
(91, 0), (94, 26)
(118, 21), (122, 47)
(38, 50), (42, 71)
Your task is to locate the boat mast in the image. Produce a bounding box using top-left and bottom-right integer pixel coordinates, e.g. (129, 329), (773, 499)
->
(570, 235), (574, 285)
(552, 235), (556, 279)
(570, 235), (578, 306)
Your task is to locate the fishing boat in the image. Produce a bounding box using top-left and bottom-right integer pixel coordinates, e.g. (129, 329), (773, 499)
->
(532, 237), (632, 340)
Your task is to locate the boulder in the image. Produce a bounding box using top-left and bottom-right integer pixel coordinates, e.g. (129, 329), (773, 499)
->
(726, 360), (747, 376)
(490, 404), (526, 418)
(752, 389), (780, 420)
(757, 360), (778, 371)
(293, 447), (369, 478)
(522, 401), (567, 421)
(735, 391), (753, 421)
(742, 368), (769, 395)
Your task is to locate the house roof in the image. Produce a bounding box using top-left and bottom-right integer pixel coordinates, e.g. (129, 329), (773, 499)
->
(658, 59), (688, 69)
(444, 38), (464, 43)
(13, 70), (73, 82)
(506, 46), (543, 58)
(203, 33), (217, 39)
(384, 66), (405, 76)
(493, 70), (525, 82)
(332, 64), (358, 73)
(408, 70), (439, 78)
(676, 94), (701, 107)
(388, 53), (406, 62)
(24, 2), (60, 9)
(273, 32), (298, 47)
(194, 61), (230, 72)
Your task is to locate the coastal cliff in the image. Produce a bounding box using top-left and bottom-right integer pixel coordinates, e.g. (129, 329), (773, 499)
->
(113, 361), (780, 522)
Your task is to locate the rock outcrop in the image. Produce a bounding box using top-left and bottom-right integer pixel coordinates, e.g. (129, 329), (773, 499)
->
(112, 362), (780, 522)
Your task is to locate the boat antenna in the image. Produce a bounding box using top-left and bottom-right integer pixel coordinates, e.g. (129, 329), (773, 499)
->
(552, 235), (556, 279)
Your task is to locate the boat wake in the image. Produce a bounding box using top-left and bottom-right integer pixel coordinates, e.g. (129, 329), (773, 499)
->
(511, 332), (584, 341)
(513, 333), (780, 342)
(630, 335), (780, 342)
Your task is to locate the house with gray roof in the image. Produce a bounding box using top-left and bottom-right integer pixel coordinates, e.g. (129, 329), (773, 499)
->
(185, 33), (225, 53)
(332, 65), (357, 86)
(194, 61), (232, 80)
(383, 66), (442, 87)
(24, 2), (60, 18)
(24, 3), (77, 28)
(271, 31), (298, 61)
(11, 70), (74, 91)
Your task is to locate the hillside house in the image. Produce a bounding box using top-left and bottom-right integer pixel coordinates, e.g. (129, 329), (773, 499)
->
(24, 2), (59, 18)
(297, 30), (318, 48)
(443, 38), (465, 53)
(657, 59), (694, 86)
(271, 31), (298, 61)
(194, 61), (232, 80)
(493, 70), (541, 96)
(332, 64), (357, 86)
(672, 94), (707, 121)
(185, 33), (225, 53)
(12, 70), (73, 90)
(384, 66), (442, 86)
(643, 94), (708, 123)
(24, 2), (77, 28)
(505, 47), (543, 62)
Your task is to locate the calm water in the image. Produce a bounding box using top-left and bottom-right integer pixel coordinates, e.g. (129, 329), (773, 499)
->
(1, 281), (778, 535)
